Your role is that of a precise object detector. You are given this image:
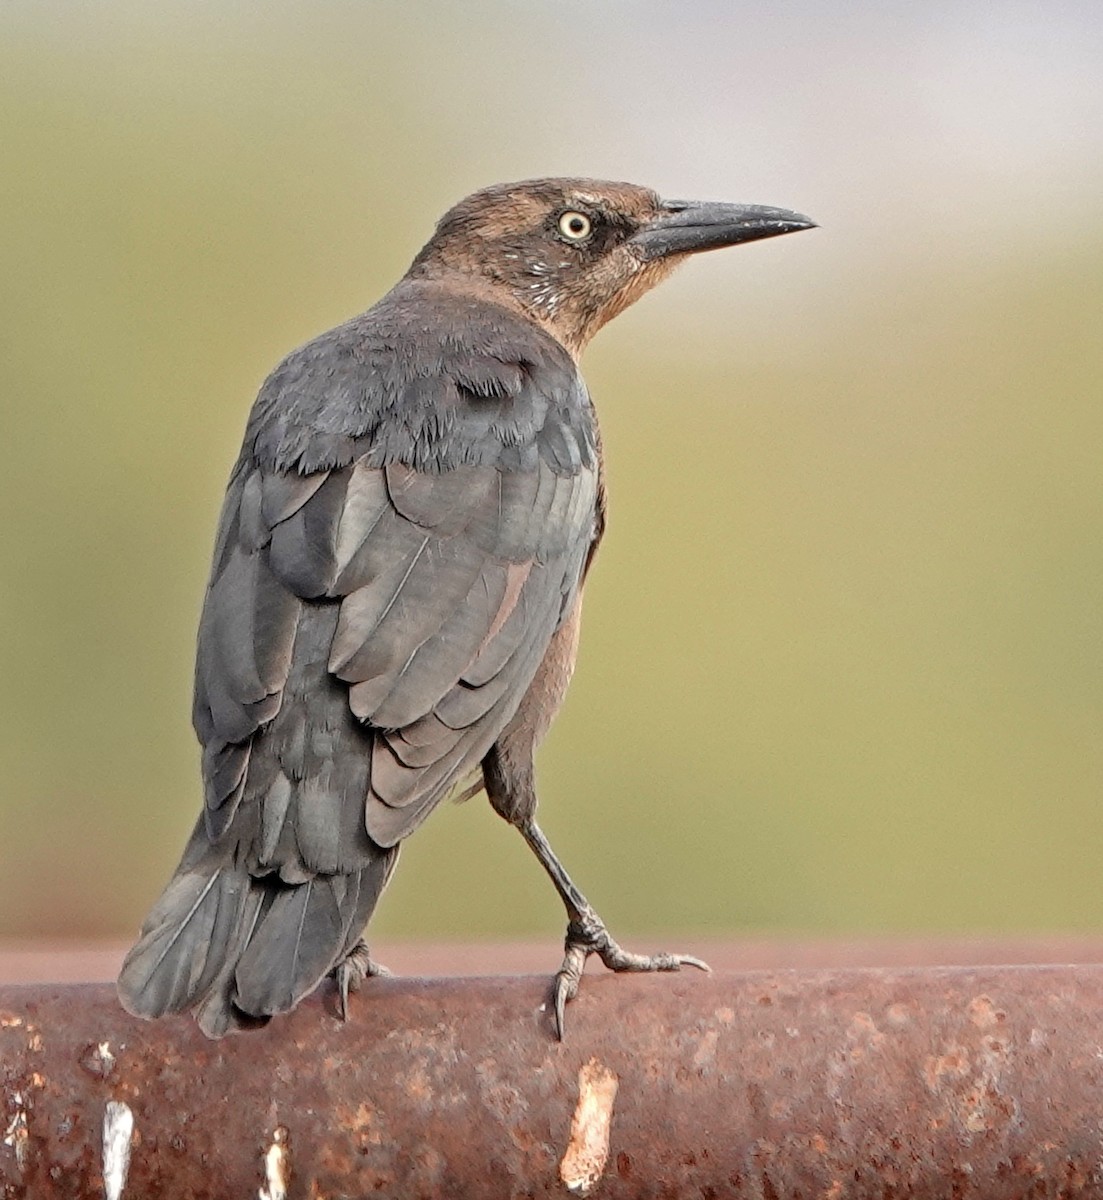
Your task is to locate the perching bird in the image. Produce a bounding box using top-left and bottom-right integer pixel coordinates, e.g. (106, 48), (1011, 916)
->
(117, 178), (814, 1038)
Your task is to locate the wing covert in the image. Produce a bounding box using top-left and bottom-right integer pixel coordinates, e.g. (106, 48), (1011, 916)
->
(192, 312), (600, 869)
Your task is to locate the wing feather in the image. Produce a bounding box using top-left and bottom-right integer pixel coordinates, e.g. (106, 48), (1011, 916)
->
(267, 470), (348, 597)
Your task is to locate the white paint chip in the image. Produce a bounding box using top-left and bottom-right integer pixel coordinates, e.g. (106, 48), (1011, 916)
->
(3, 1094), (29, 1172)
(559, 1058), (618, 1195)
(259, 1126), (291, 1200)
(102, 1100), (135, 1200)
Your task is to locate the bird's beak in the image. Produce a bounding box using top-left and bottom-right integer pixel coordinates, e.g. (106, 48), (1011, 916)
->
(629, 200), (817, 261)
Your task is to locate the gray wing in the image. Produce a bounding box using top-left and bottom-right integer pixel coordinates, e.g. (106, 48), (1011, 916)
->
(193, 440), (599, 875)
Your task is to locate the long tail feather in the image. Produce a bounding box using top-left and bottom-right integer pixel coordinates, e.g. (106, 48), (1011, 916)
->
(232, 853), (393, 1018)
(117, 821), (248, 1018)
(117, 820), (396, 1036)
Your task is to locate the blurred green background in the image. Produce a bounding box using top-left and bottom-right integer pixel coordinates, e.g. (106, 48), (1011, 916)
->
(2, 0), (1102, 945)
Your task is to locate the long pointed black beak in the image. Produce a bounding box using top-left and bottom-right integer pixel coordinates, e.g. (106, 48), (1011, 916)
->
(630, 200), (817, 261)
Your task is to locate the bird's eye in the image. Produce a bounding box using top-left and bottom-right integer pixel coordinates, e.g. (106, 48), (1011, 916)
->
(557, 210), (593, 241)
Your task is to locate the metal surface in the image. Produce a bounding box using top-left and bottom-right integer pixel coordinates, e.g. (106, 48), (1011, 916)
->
(3, 967), (1103, 1197)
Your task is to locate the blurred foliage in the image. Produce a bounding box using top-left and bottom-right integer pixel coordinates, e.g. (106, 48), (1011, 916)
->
(1, 1), (1101, 942)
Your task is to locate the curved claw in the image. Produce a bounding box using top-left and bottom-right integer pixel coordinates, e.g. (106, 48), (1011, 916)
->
(553, 977), (570, 1042)
(551, 943), (588, 1040)
(337, 965), (353, 1022)
(333, 941), (392, 1022)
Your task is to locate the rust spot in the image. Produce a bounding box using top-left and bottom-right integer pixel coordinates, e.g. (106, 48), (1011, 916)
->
(848, 1011), (885, 1048)
(924, 1048), (971, 1091)
(1010, 1153), (1044, 1177)
(885, 1002), (911, 1027)
(559, 1058), (618, 1195)
(693, 1029), (719, 1069)
(402, 1060), (433, 1105)
(954, 1079), (1018, 1137)
(79, 1041), (117, 1079)
(968, 995), (1006, 1028)
(336, 1100), (385, 1152)
(474, 1060), (528, 1125)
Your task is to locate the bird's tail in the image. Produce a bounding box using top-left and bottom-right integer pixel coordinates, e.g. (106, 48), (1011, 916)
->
(117, 818), (396, 1037)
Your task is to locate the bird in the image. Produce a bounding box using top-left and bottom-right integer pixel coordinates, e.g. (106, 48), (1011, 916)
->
(117, 177), (815, 1038)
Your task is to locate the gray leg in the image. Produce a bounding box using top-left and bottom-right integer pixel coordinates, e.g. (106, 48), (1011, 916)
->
(519, 820), (710, 1039)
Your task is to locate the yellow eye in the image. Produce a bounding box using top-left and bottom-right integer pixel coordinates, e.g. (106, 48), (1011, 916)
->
(557, 210), (592, 240)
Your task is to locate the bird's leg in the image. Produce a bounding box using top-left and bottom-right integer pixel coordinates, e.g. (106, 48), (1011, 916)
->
(333, 939), (392, 1021)
(519, 819), (710, 1039)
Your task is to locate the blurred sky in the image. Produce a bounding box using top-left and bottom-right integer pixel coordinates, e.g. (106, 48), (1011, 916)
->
(2, 0), (1102, 944)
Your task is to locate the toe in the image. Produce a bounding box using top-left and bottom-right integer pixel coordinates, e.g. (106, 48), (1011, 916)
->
(553, 976), (572, 1041)
(551, 942), (588, 1039)
(337, 966), (352, 1022)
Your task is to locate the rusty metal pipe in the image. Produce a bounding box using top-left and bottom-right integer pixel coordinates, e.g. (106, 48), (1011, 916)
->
(3, 967), (1103, 1198)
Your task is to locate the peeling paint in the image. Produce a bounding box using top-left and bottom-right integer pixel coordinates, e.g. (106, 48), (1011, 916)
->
(2, 1094), (29, 1172)
(102, 1099), (134, 1200)
(80, 1040), (117, 1079)
(259, 1126), (291, 1200)
(559, 1058), (618, 1195)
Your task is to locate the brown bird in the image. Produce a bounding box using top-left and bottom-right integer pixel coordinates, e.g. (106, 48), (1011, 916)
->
(117, 178), (815, 1038)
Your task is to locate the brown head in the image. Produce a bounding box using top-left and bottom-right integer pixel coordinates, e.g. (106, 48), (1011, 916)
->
(407, 177), (815, 353)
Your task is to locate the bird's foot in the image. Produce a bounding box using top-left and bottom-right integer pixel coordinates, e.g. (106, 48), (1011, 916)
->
(333, 940), (392, 1021)
(551, 910), (710, 1039)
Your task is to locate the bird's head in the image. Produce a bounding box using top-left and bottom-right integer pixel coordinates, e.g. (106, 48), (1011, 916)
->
(408, 178), (815, 352)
